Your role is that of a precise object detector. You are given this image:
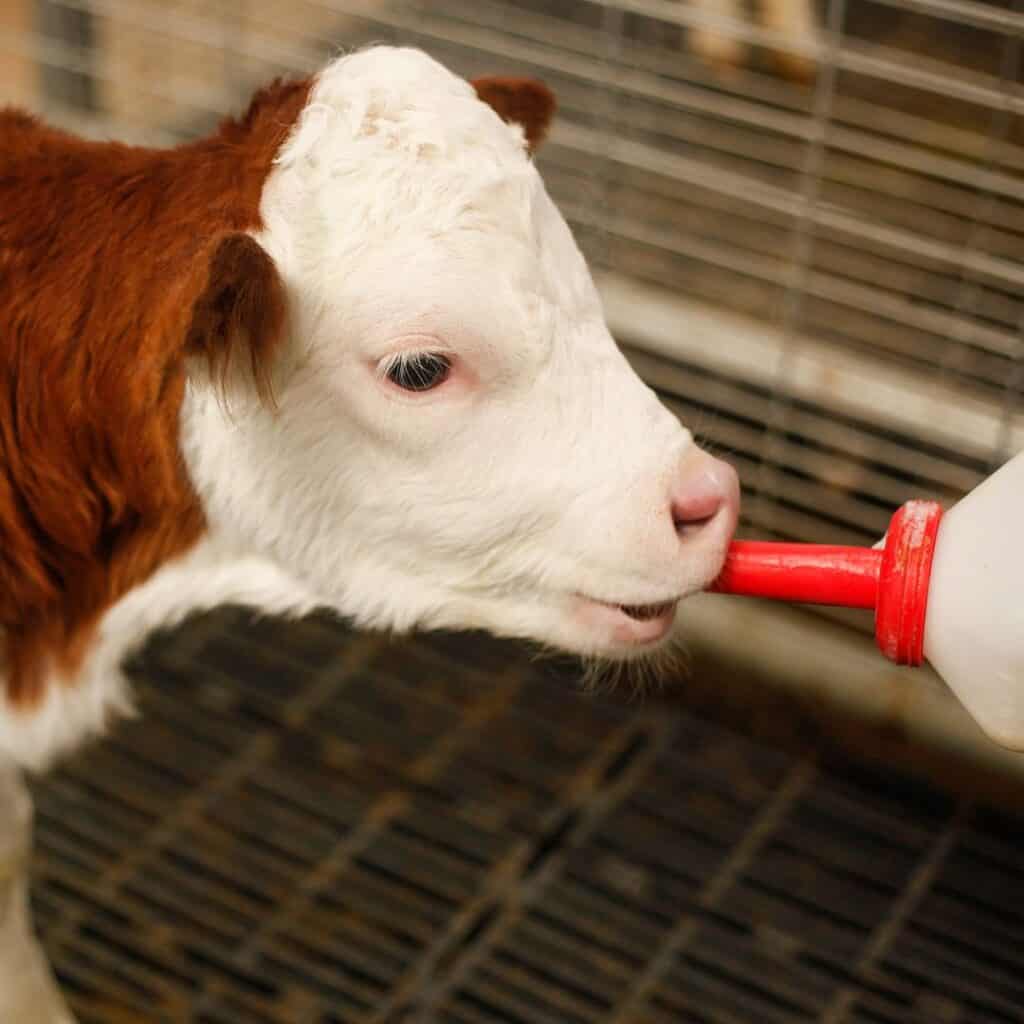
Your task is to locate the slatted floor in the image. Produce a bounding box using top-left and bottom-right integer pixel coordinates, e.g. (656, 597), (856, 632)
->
(30, 608), (1024, 1023)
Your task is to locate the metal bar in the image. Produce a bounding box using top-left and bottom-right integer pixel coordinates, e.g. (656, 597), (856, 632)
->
(554, 89), (1024, 237)
(852, 0), (1024, 32)
(933, 10), (1023, 389)
(40, 632), (385, 955)
(428, 0), (1024, 172)
(632, 359), (982, 497)
(992, 306), (1024, 469)
(37, 0), (1024, 191)
(552, 121), (1024, 296)
(563, 203), (1022, 381)
(607, 758), (818, 1021)
(819, 803), (970, 1023)
(48, 0), (327, 70)
(406, 3), (1024, 183)
(560, 0), (1024, 116)
(189, 657), (531, 1019)
(753, 0), (845, 536)
(397, 712), (680, 1023)
(598, 271), (1024, 462)
(568, 202), (1019, 397)
(37, 0), (97, 112)
(0, 29), (235, 118)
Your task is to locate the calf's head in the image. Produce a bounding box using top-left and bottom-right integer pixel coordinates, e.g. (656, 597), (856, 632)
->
(183, 47), (739, 660)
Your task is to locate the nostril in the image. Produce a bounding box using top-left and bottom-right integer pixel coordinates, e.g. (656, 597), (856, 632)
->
(670, 459), (740, 540)
(674, 510), (717, 537)
(671, 484), (724, 536)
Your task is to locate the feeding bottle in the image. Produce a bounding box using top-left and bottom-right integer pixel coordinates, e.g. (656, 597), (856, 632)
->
(710, 451), (1024, 749)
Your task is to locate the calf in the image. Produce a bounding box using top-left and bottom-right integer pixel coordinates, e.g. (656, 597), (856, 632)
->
(0, 47), (739, 1019)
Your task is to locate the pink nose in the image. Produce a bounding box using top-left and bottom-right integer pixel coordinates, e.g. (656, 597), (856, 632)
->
(670, 452), (740, 544)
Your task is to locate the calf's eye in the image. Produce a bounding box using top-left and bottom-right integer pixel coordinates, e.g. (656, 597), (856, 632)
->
(383, 352), (452, 392)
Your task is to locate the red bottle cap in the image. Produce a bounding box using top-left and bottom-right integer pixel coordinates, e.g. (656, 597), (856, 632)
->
(874, 500), (944, 666)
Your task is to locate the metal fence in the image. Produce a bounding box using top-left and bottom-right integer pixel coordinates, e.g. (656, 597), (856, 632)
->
(32, 604), (1024, 1023)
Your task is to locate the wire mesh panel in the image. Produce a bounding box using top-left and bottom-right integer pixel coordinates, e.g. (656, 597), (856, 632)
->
(3, 0), (1020, 550)
(29, 609), (1024, 1023)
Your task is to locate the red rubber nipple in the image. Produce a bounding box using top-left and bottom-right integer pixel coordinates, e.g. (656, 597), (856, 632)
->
(710, 500), (944, 666)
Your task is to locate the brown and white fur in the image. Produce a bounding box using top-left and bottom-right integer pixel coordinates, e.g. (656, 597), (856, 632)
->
(0, 47), (739, 1018)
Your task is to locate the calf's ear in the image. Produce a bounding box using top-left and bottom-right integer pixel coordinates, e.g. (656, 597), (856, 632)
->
(472, 76), (556, 152)
(180, 232), (285, 408)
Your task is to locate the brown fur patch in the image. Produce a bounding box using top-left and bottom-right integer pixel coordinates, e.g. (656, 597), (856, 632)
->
(0, 77), (311, 706)
(472, 76), (557, 151)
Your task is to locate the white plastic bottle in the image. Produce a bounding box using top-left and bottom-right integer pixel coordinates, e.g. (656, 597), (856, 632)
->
(712, 450), (1024, 749)
(923, 451), (1024, 749)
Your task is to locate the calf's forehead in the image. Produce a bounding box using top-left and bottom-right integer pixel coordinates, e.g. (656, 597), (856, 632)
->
(270, 47), (606, 363)
(277, 47), (535, 211)
(332, 179), (605, 376)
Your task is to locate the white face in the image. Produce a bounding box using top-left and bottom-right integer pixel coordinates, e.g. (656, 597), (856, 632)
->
(184, 48), (739, 660)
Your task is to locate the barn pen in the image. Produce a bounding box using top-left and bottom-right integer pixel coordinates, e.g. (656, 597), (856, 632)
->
(2, 2), (1024, 1022)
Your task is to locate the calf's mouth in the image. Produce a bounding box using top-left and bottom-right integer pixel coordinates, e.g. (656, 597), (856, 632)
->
(617, 601), (676, 622)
